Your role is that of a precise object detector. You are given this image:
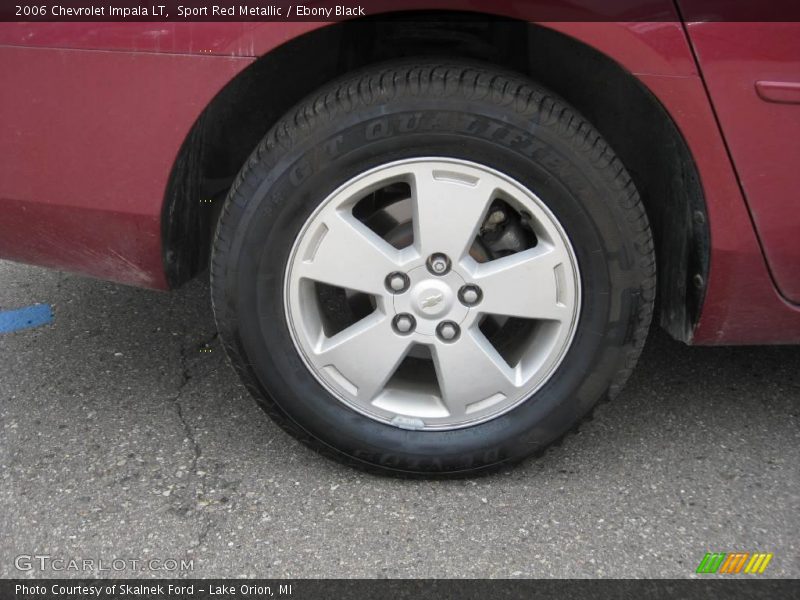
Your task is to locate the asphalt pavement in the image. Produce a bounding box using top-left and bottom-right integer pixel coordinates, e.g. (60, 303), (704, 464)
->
(1, 259), (798, 578)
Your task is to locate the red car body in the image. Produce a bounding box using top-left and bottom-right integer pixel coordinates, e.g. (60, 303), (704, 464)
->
(1, 2), (799, 345)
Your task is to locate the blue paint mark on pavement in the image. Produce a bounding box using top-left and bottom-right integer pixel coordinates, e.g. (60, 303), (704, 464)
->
(0, 304), (53, 334)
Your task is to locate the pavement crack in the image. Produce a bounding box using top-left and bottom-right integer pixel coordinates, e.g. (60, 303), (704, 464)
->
(171, 334), (203, 502)
(197, 517), (213, 547)
(175, 392), (201, 475)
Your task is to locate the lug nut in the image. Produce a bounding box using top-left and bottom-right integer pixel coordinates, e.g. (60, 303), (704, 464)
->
(436, 321), (460, 342)
(458, 284), (483, 307)
(427, 253), (451, 276)
(385, 272), (409, 293)
(392, 313), (416, 335)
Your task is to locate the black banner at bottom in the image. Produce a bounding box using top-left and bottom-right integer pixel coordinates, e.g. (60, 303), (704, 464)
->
(2, 579), (799, 600)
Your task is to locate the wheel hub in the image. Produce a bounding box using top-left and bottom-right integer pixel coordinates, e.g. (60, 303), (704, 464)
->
(395, 267), (468, 334)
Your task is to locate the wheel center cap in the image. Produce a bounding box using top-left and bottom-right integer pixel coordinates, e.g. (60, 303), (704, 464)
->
(412, 280), (452, 317)
(392, 265), (470, 336)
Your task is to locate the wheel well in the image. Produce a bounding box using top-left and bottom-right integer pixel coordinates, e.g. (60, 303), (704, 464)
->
(162, 12), (708, 343)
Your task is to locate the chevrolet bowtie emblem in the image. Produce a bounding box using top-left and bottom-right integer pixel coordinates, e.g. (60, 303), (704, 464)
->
(421, 293), (444, 308)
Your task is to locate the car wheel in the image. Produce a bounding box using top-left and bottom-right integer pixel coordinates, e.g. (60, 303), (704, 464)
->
(210, 61), (655, 476)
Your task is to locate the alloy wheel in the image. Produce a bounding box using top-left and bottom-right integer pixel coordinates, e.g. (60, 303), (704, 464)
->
(284, 158), (581, 430)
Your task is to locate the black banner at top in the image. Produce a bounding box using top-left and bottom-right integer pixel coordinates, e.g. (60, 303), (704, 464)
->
(2, 0), (800, 22)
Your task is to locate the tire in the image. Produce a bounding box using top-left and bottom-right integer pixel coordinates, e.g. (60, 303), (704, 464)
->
(211, 61), (655, 476)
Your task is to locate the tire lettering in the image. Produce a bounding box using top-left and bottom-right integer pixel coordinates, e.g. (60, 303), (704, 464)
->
(289, 160), (312, 185)
(484, 122), (508, 141)
(366, 118), (390, 140)
(323, 135), (343, 158)
(397, 112), (423, 133)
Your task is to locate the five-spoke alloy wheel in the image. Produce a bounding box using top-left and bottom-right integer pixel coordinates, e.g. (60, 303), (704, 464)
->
(285, 158), (580, 430)
(211, 62), (655, 475)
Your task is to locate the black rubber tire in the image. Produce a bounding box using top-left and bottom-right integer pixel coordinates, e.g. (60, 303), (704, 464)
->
(210, 61), (656, 476)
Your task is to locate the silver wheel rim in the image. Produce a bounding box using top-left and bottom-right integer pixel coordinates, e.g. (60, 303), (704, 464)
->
(284, 158), (581, 430)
